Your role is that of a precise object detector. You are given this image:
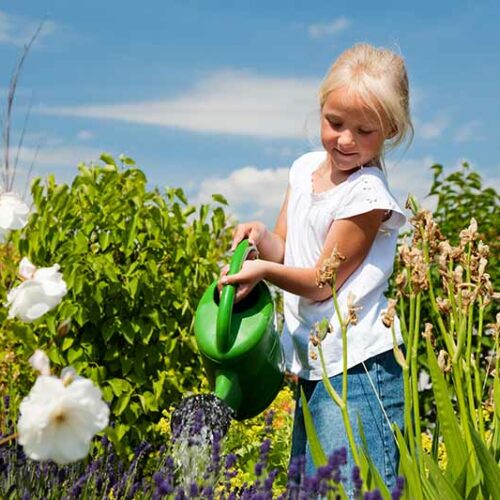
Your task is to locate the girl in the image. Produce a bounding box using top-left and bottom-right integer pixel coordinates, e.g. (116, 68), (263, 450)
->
(219, 43), (413, 491)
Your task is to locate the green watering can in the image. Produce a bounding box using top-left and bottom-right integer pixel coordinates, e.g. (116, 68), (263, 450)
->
(194, 240), (285, 420)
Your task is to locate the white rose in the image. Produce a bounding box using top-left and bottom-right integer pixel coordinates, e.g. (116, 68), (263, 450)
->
(18, 374), (110, 464)
(6, 260), (68, 322)
(29, 349), (51, 376)
(0, 191), (30, 233)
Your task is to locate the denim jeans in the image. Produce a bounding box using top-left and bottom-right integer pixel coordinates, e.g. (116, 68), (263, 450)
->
(290, 348), (404, 494)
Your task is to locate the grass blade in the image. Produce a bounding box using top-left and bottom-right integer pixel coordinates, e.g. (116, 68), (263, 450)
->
(426, 340), (468, 479)
(300, 386), (327, 467)
(357, 414), (391, 497)
(469, 422), (500, 498)
(394, 426), (423, 500)
(424, 455), (463, 500)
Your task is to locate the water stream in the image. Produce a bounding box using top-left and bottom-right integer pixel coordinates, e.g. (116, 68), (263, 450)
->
(170, 394), (234, 488)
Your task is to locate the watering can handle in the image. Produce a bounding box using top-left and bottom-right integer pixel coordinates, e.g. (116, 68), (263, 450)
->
(216, 239), (258, 353)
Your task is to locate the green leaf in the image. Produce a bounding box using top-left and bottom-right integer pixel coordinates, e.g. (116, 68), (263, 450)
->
(394, 426), (424, 500)
(357, 415), (391, 496)
(100, 153), (117, 166)
(67, 347), (83, 364)
(114, 392), (131, 416)
(212, 193), (228, 205)
(107, 378), (131, 397)
(300, 387), (327, 467)
(469, 422), (500, 498)
(61, 336), (74, 351)
(426, 339), (468, 479)
(424, 455), (462, 500)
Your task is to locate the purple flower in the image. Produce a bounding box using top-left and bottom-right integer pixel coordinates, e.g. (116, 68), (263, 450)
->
(254, 462), (264, 477)
(352, 465), (363, 493)
(225, 453), (237, 468)
(391, 476), (405, 499)
(189, 483), (199, 497)
(365, 489), (383, 500)
(154, 472), (174, 496)
(264, 468), (278, 492)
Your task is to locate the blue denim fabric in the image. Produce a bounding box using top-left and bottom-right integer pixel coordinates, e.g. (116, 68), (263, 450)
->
(290, 348), (404, 495)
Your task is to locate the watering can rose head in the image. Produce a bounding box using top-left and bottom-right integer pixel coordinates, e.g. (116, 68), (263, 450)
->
(6, 257), (68, 322)
(0, 191), (30, 234)
(18, 350), (110, 464)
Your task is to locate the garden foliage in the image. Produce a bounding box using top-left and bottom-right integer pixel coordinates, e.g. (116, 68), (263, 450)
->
(0, 154), (232, 453)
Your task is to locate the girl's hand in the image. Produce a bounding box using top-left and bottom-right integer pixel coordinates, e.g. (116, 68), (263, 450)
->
(230, 221), (268, 251)
(218, 259), (268, 303)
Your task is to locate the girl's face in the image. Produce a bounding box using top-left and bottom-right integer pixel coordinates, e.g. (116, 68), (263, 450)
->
(321, 87), (388, 173)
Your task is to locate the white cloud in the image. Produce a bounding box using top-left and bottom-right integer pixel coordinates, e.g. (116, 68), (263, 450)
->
(193, 165), (289, 226)
(76, 130), (94, 141)
(416, 115), (448, 140)
(15, 144), (104, 169)
(386, 156), (437, 210)
(308, 18), (350, 39)
(4, 143), (106, 195)
(0, 10), (56, 46)
(38, 70), (319, 139)
(454, 120), (483, 143)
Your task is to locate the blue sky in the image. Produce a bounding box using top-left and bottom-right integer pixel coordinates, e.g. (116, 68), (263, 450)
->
(1, 1), (499, 226)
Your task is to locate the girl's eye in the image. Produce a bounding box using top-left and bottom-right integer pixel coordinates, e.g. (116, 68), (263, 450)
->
(358, 129), (374, 135)
(328, 119), (342, 129)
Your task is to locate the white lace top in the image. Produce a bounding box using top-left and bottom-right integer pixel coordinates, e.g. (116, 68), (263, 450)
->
(281, 151), (405, 380)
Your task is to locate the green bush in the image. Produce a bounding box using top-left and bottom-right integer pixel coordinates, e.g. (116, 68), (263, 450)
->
(1, 154), (232, 454)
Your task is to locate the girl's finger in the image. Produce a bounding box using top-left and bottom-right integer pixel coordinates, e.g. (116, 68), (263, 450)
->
(231, 226), (248, 250)
(248, 227), (261, 246)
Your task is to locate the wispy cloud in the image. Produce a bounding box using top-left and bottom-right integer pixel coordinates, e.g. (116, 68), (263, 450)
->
(454, 120), (484, 143)
(416, 115), (448, 140)
(0, 10), (56, 46)
(386, 156), (436, 209)
(308, 18), (351, 39)
(76, 130), (94, 141)
(193, 165), (289, 225)
(38, 70), (319, 140)
(15, 144), (103, 169)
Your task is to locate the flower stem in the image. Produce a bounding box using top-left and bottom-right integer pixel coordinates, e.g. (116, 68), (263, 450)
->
(411, 293), (424, 472)
(329, 284), (361, 466)
(0, 432), (18, 446)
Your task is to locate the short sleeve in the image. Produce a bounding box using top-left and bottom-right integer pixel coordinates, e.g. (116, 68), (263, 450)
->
(335, 170), (406, 229)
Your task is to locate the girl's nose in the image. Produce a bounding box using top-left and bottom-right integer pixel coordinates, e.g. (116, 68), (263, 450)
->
(338, 130), (355, 146)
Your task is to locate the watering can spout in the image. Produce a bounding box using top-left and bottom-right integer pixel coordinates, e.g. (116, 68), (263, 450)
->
(214, 370), (241, 414)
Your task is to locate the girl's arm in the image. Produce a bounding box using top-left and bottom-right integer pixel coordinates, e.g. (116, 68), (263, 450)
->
(230, 187), (289, 263)
(221, 209), (386, 302)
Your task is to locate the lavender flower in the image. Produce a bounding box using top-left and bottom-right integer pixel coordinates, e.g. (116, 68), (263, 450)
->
(391, 476), (405, 500)
(352, 465), (363, 495)
(365, 489), (383, 500)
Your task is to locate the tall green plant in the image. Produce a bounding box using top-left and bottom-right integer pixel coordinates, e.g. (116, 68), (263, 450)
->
(0, 154), (232, 454)
(301, 189), (499, 498)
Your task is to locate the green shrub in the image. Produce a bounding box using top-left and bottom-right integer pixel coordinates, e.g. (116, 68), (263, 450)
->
(1, 154), (232, 454)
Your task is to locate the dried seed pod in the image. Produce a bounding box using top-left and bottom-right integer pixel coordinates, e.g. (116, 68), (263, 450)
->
(453, 265), (464, 286)
(346, 291), (362, 326)
(437, 350), (452, 373)
(381, 298), (397, 328)
(422, 323), (434, 343)
(436, 296), (452, 315)
(459, 218), (478, 246)
(477, 241), (489, 258)
(316, 246), (346, 288)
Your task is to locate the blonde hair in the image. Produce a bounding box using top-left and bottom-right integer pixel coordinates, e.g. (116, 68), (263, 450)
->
(319, 43), (414, 164)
